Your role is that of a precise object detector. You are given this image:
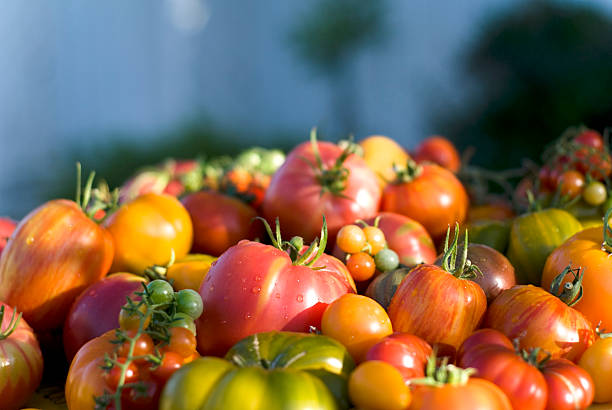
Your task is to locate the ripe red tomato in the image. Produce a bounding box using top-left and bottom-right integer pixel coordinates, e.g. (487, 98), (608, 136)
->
(557, 170), (585, 198)
(574, 129), (604, 150)
(541, 358), (594, 410)
(262, 136), (380, 243)
(196, 239), (356, 356)
(0, 217), (17, 256)
(0, 199), (114, 331)
(365, 333), (432, 382)
(152, 351), (184, 383)
(382, 163), (469, 241)
(412, 136), (461, 173)
(456, 329), (513, 364)
(63, 273), (146, 361)
(0, 302), (44, 410)
(181, 191), (263, 257)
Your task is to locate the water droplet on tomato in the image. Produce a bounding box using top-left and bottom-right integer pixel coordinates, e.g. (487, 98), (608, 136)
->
(209, 286), (215, 292)
(296, 295), (303, 303)
(275, 293), (281, 299)
(220, 320), (227, 325)
(244, 313), (253, 320)
(255, 275), (262, 281)
(251, 286), (261, 294)
(26, 236), (34, 245)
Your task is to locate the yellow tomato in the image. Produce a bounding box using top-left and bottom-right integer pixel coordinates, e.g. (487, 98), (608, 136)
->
(359, 135), (409, 189)
(349, 360), (411, 410)
(167, 254), (217, 291)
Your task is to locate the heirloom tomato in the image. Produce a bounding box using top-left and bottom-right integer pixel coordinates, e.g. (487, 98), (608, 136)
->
(365, 266), (411, 310)
(181, 190), (262, 256)
(365, 333), (432, 382)
(105, 193), (193, 274)
(541, 358), (594, 410)
(382, 161), (469, 241)
(506, 208), (582, 285)
(358, 135), (409, 189)
(161, 331), (355, 410)
(0, 217), (17, 256)
(412, 135), (461, 173)
(0, 303), (43, 410)
(0, 171), (114, 331)
(196, 219), (355, 356)
(542, 211), (612, 330)
(261, 129), (380, 243)
(165, 254), (217, 291)
(349, 360), (411, 410)
(579, 336), (612, 403)
(388, 227), (486, 357)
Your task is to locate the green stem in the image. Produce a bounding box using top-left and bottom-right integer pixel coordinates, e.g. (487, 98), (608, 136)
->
(0, 306), (21, 340)
(603, 207), (612, 253)
(441, 224), (482, 279)
(549, 265), (584, 306)
(393, 159), (423, 184)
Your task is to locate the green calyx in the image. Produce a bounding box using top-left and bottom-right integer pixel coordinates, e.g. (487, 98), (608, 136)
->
(411, 353), (475, 387)
(516, 344), (551, 369)
(141, 249), (176, 282)
(442, 223), (482, 279)
(603, 207), (612, 253)
(256, 216), (328, 267)
(550, 265), (584, 307)
(0, 305), (21, 340)
(75, 162), (119, 223)
(306, 128), (355, 196)
(392, 158), (423, 184)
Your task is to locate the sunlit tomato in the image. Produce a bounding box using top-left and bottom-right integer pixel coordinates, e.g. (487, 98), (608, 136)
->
(363, 225), (387, 255)
(117, 331), (155, 361)
(349, 360), (411, 410)
(409, 377), (512, 410)
(0, 217), (17, 256)
(346, 252), (376, 282)
(336, 224), (367, 254)
(165, 327), (197, 358)
(413, 136), (461, 173)
(63, 273), (146, 361)
(467, 201), (515, 223)
(104, 193), (193, 274)
(582, 181), (607, 206)
(542, 358), (594, 410)
(321, 294), (393, 363)
(181, 191), (262, 257)
(262, 136), (381, 243)
(104, 357), (140, 390)
(456, 329), (513, 365)
(166, 254), (217, 291)
(366, 333), (432, 382)
(0, 302), (44, 410)
(579, 337), (612, 403)
(365, 267), (411, 310)
(558, 170), (585, 198)
(152, 352), (184, 383)
(382, 162), (469, 241)
(196, 239), (356, 356)
(119, 304), (150, 332)
(358, 135), (410, 189)
(0, 199), (114, 331)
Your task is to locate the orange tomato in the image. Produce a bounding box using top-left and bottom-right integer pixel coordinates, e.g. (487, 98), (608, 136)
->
(105, 193), (193, 274)
(359, 135), (410, 189)
(409, 377), (512, 410)
(349, 360), (411, 410)
(579, 337), (612, 403)
(321, 294), (393, 363)
(166, 254), (217, 291)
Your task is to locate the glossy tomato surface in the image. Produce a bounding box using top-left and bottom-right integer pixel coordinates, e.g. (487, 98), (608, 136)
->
(358, 135), (409, 189)
(365, 333), (432, 381)
(413, 136), (461, 173)
(409, 378), (512, 410)
(0, 217), (17, 256)
(579, 337), (612, 403)
(541, 358), (594, 410)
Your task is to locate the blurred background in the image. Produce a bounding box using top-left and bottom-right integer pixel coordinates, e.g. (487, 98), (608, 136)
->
(1, 0), (612, 218)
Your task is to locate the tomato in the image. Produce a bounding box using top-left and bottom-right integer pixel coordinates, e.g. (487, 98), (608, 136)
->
(120, 169), (171, 203)
(119, 303), (150, 332)
(165, 254), (216, 291)
(152, 351), (184, 383)
(413, 136), (461, 173)
(0, 303), (43, 410)
(321, 294), (393, 363)
(579, 337), (612, 403)
(485, 282), (594, 362)
(160, 331), (355, 410)
(557, 170), (585, 198)
(574, 147), (612, 181)
(116, 331), (155, 361)
(467, 201), (515, 223)
(105, 357), (140, 390)
(388, 230), (486, 358)
(365, 267), (411, 310)
(181, 191), (262, 257)
(0, 217), (17, 256)
(365, 333), (432, 382)
(261, 133), (381, 243)
(196, 233), (356, 356)
(358, 135), (410, 189)
(456, 329), (514, 364)
(435, 243), (516, 304)
(583, 181), (607, 206)
(346, 252), (376, 282)
(104, 193), (193, 274)
(349, 360), (411, 410)
(507, 208), (582, 285)
(541, 358), (594, 410)
(165, 327), (197, 358)
(336, 224), (367, 254)
(467, 219), (511, 253)
(382, 162), (469, 241)
(63, 272), (146, 361)
(574, 129), (604, 150)
(0, 199), (114, 331)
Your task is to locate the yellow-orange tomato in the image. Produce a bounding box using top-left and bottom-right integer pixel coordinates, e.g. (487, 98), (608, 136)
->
(349, 360), (411, 410)
(359, 135), (410, 189)
(166, 254), (217, 291)
(105, 193), (193, 274)
(579, 337), (612, 403)
(321, 294), (393, 363)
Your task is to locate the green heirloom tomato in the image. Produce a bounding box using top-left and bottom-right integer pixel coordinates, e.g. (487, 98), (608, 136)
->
(467, 219), (511, 253)
(506, 208), (582, 284)
(160, 331), (355, 410)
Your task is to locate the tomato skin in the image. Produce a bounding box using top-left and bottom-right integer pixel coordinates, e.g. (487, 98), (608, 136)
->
(578, 337), (612, 403)
(485, 285), (594, 362)
(63, 273), (146, 361)
(0, 200), (114, 331)
(358, 135), (410, 189)
(409, 378), (512, 410)
(541, 358), (594, 410)
(104, 193), (193, 274)
(262, 140), (381, 243)
(574, 129), (604, 150)
(365, 267), (411, 310)
(557, 170), (585, 198)
(413, 136), (461, 173)
(387, 264), (486, 357)
(456, 329), (513, 364)
(0, 217), (17, 256)
(0, 302), (44, 410)
(181, 191), (262, 257)
(365, 333), (432, 382)
(382, 164), (469, 241)
(196, 240), (356, 356)
(166, 254), (216, 291)
(349, 360), (411, 410)
(543, 226), (612, 330)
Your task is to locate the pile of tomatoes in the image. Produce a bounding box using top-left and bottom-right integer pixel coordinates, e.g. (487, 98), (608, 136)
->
(2, 127), (612, 410)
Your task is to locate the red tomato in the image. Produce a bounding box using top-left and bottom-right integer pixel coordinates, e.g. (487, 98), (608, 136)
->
(152, 351), (184, 383)
(541, 358), (594, 410)
(182, 191), (263, 257)
(104, 357), (140, 390)
(557, 170), (585, 198)
(413, 136), (461, 173)
(0, 217), (17, 256)
(196, 239), (356, 356)
(574, 129), (604, 150)
(410, 377), (512, 410)
(0, 302), (43, 410)
(0, 200), (114, 331)
(382, 163), (469, 241)
(456, 329), (513, 364)
(63, 273), (146, 361)
(261, 136), (380, 243)
(366, 333), (432, 382)
(458, 329), (547, 410)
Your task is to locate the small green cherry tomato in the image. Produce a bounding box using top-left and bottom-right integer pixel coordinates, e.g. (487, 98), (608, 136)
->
(176, 289), (204, 319)
(171, 312), (197, 335)
(147, 280), (174, 305)
(374, 248), (400, 272)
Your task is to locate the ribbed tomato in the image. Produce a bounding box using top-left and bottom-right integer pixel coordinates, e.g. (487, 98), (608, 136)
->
(541, 358), (594, 410)
(0, 302), (43, 410)
(365, 333), (432, 382)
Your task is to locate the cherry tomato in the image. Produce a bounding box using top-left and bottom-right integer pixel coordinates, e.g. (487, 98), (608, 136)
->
(321, 294), (393, 363)
(346, 252), (377, 282)
(166, 327), (197, 358)
(583, 181), (607, 206)
(123, 379), (161, 410)
(558, 170), (585, 198)
(349, 360), (411, 410)
(152, 351), (184, 382)
(104, 358), (139, 390)
(147, 280), (174, 306)
(118, 304), (150, 331)
(336, 224), (367, 254)
(175, 289), (204, 319)
(171, 312), (196, 335)
(117, 331), (154, 362)
(374, 248), (399, 272)
(363, 226), (386, 255)
(579, 337), (612, 403)
(574, 129), (604, 150)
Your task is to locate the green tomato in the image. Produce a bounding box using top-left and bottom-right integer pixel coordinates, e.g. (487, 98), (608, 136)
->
(176, 289), (204, 319)
(235, 150), (262, 171)
(147, 280), (174, 305)
(374, 248), (399, 272)
(259, 150), (285, 174)
(171, 312), (196, 335)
